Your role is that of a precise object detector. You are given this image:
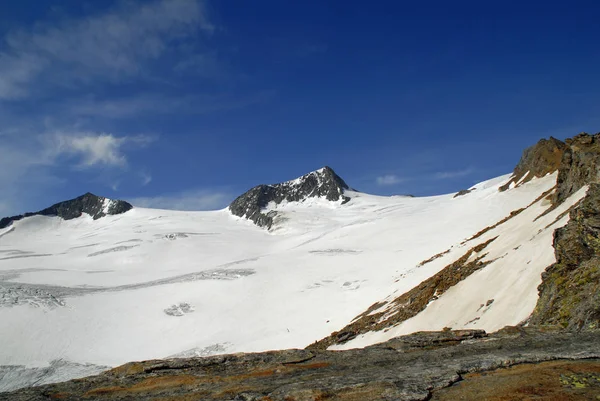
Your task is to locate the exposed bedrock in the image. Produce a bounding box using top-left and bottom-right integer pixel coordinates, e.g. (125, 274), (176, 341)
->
(3, 328), (599, 401)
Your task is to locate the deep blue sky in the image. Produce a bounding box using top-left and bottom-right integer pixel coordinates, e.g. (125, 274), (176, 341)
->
(1, 0), (599, 214)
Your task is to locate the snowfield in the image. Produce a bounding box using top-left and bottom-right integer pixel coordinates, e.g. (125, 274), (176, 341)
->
(0, 172), (567, 390)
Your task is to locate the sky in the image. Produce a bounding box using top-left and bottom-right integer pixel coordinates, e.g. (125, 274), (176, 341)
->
(1, 0), (600, 215)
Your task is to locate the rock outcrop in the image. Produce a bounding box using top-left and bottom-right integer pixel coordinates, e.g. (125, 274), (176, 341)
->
(529, 183), (600, 330)
(495, 133), (600, 331)
(499, 136), (567, 191)
(453, 188), (473, 198)
(309, 238), (497, 351)
(554, 132), (600, 204)
(229, 166), (351, 229)
(3, 328), (599, 401)
(0, 193), (132, 229)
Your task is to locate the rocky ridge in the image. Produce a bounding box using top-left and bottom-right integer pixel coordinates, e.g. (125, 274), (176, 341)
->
(3, 328), (599, 401)
(229, 166), (350, 228)
(0, 193), (133, 229)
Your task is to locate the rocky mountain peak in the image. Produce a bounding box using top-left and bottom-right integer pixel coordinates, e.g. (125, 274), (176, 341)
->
(229, 166), (351, 229)
(499, 136), (568, 191)
(0, 193), (133, 229)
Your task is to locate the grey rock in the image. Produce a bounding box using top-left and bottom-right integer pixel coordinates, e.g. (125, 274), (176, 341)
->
(3, 328), (599, 400)
(0, 193), (132, 229)
(229, 166), (351, 228)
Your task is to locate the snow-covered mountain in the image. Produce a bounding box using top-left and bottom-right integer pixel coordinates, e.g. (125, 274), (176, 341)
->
(1, 134), (599, 392)
(229, 166), (350, 228)
(0, 193), (132, 230)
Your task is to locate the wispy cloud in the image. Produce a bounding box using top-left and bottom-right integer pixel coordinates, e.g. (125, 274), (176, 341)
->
(50, 134), (127, 167)
(128, 189), (232, 211)
(0, 0), (213, 99)
(140, 172), (153, 186)
(433, 168), (474, 180)
(376, 174), (405, 186)
(44, 133), (155, 168)
(0, 131), (154, 215)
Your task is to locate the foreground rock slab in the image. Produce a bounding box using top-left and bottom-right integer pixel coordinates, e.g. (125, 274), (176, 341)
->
(433, 359), (600, 400)
(3, 328), (599, 401)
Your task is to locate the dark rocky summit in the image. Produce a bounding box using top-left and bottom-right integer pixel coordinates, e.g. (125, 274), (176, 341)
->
(0, 193), (132, 229)
(3, 328), (599, 400)
(229, 166), (351, 229)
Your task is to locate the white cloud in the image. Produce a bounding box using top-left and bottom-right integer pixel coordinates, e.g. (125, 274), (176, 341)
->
(376, 174), (405, 186)
(129, 190), (231, 211)
(433, 168), (474, 180)
(53, 134), (127, 167)
(44, 133), (154, 168)
(0, 0), (213, 99)
(0, 131), (153, 215)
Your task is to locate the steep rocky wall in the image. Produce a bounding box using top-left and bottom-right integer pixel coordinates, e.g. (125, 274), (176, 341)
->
(496, 133), (600, 331)
(554, 133), (600, 204)
(529, 183), (600, 330)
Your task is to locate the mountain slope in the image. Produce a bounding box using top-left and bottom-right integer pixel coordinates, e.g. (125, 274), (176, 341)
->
(3, 132), (600, 393)
(0, 167), (552, 391)
(315, 133), (600, 351)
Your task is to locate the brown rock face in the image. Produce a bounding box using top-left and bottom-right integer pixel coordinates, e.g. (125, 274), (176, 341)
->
(3, 329), (600, 401)
(499, 136), (567, 191)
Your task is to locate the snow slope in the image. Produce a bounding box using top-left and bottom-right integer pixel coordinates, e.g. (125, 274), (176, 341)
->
(0, 172), (560, 390)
